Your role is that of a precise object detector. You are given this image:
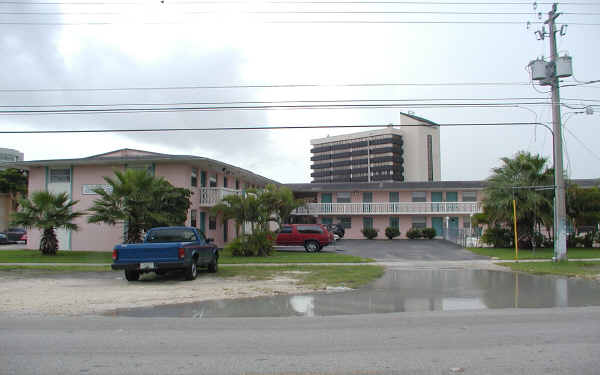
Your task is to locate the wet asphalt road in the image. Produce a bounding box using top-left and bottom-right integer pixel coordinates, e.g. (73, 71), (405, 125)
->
(2, 307), (599, 375)
(335, 239), (490, 261)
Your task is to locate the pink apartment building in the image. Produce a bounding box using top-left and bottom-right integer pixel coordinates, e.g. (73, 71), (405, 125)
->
(14, 149), (278, 251)
(288, 181), (484, 239)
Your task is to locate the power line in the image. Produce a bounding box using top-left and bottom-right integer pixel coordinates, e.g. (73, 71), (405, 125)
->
(5, 20), (597, 25)
(0, 81), (540, 93)
(0, 97), (568, 108)
(0, 102), (571, 115)
(563, 124), (600, 162)
(1, 97), (599, 110)
(0, 1), (597, 5)
(0, 121), (550, 134)
(3, 11), (599, 15)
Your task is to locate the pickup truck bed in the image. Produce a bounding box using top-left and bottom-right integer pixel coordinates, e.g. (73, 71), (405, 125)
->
(111, 227), (219, 281)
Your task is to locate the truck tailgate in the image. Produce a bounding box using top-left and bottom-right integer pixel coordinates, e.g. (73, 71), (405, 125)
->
(116, 243), (181, 263)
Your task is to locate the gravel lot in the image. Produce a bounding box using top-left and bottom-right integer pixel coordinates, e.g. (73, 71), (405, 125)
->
(0, 269), (313, 316)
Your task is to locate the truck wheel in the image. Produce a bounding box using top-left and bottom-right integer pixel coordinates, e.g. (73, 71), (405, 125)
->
(208, 258), (218, 273)
(304, 240), (320, 253)
(185, 259), (198, 280)
(124, 269), (140, 281)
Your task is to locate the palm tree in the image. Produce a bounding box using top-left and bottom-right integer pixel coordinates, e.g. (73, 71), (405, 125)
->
(11, 191), (83, 255)
(211, 193), (254, 237)
(87, 169), (191, 244)
(483, 151), (554, 247)
(261, 184), (304, 227)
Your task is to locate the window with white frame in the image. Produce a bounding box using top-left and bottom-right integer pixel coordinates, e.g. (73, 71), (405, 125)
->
(462, 191), (477, 202)
(190, 209), (197, 227)
(336, 192), (351, 203)
(412, 192), (426, 202)
(338, 217), (352, 229)
(412, 216), (427, 229)
(49, 168), (70, 183)
(191, 168), (198, 187)
(463, 217), (472, 229)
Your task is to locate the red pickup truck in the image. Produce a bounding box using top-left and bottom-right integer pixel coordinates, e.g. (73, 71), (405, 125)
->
(275, 224), (333, 252)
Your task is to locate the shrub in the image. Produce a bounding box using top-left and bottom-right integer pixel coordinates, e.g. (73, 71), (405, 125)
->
(224, 231), (274, 256)
(406, 228), (422, 239)
(581, 231), (596, 248)
(421, 227), (436, 239)
(385, 227), (401, 239)
(361, 228), (379, 240)
(481, 226), (513, 248)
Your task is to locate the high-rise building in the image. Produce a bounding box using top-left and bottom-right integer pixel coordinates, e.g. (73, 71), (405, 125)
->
(310, 113), (440, 183)
(0, 148), (24, 165)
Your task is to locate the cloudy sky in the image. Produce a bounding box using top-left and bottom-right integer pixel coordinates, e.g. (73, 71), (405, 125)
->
(1, 0), (599, 183)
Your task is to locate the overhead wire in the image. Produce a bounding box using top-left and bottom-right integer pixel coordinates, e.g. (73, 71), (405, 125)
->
(0, 81), (560, 93)
(0, 121), (553, 134)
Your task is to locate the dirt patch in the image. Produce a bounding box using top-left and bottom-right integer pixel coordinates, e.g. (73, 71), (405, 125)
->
(0, 270), (315, 316)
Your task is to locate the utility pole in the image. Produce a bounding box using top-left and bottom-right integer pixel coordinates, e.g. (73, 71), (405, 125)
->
(546, 4), (567, 261)
(529, 3), (571, 261)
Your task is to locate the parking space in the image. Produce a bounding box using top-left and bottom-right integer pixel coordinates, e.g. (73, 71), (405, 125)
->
(334, 239), (490, 261)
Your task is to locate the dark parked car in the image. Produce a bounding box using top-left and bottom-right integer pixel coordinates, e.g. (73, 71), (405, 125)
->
(0, 233), (8, 244)
(326, 223), (345, 238)
(6, 228), (27, 243)
(276, 224), (332, 252)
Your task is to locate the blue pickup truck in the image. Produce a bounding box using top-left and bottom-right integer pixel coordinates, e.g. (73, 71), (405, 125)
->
(111, 227), (219, 281)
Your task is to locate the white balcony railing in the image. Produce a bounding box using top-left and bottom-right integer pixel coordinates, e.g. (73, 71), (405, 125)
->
(199, 187), (243, 207)
(292, 202), (482, 216)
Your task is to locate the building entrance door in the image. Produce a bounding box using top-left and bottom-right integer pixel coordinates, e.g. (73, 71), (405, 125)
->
(431, 217), (443, 238)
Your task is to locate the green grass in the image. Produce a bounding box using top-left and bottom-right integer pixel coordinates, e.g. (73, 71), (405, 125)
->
(219, 249), (373, 264)
(498, 261), (600, 278)
(467, 247), (600, 260)
(0, 265), (112, 272)
(0, 249), (371, 264)
(217, 265), (385, 289)
(0, 250), (113, 263)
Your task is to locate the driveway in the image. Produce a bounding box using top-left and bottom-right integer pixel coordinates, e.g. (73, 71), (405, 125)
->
(334, 239), (489, 261)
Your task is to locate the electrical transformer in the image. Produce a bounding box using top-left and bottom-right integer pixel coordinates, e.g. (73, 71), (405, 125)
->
(529, 59), (548, 80)
(556, 55), (573, 78)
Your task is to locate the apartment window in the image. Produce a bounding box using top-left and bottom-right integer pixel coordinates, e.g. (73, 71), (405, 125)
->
(190, 209), (197, 227)
(412, 192), (426, 202)
(389, 192), (399, 202)
(389, 217), (400, 229)
(223, 177), (228, 188)
(338, 217), (352, 229)
(209, 216), (217, 230)
(463, 217), (472, 229)
(363, 217), (373, 230)
(209, 176), (217, 187)
(427, 134), (434, 181)
(412, 216), (427, 229)
(462, 191), (477, 202)
(236, 179), (240, 190)
(49, 168), (70, 183)
(191, 168), (198, 187)
(337, 192), (351, 203)
(201, 171), (207, 187)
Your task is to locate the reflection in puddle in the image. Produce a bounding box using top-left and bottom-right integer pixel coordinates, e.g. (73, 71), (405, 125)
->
(106, 270), (600, 318)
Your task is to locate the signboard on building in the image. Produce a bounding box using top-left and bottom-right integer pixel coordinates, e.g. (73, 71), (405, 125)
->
(82, 184), (113, 195)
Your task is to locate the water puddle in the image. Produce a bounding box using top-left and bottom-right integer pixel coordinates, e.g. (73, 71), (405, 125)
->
(105, 270), (600, 318)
